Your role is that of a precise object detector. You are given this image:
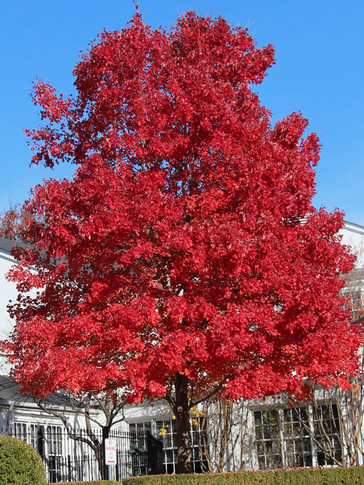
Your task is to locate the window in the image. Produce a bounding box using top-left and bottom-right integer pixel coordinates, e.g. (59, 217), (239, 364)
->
(47, 425), (63, 455)
(254, 404), (341, 470)
(30, 424), (44, 455)
(129, 417), (207, 474)
(282, 408), (312, 467)
(129, 422), (151, 475)
(16, 423), (63, 460)
(156, 419), (177, 474)
(156, 417), (207, 474)
(129, 421), (152, 435)
(14, 422), (27, 442)
(254, 409), (282, 469)
(46, 426), (63, 484)
(313, 404), (342, 465)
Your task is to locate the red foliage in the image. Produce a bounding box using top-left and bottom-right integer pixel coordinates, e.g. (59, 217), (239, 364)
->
(0, 204), (35, 241)
(4, 11), (361, 472)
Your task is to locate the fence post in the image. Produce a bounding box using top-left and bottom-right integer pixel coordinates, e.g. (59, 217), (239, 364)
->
(68, 455), (71, 482)
(102, 427), (110, 480)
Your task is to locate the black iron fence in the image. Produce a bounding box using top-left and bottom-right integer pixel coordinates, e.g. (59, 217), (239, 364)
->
(9, 426), (163, 483)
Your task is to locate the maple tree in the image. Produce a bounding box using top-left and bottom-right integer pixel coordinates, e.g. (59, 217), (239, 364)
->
(5, 9), (362, 474)
(0, 203), (35, 241)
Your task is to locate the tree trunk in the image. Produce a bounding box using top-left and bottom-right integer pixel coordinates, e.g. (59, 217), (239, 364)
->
(95, 442), (106, 480)
(101, 426), (110, 480)
(174, 373), (192, 474)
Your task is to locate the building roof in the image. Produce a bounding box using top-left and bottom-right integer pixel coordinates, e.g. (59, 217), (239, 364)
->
(0, 375), (81, 409)
(0, 238), (27, 254)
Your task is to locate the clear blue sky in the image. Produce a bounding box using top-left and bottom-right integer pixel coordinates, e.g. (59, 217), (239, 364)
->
(1, 1), (363, 223)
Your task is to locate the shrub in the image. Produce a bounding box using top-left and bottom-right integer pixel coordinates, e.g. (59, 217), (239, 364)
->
(0, 434), (47, 485)
(122, 466), (364, 485)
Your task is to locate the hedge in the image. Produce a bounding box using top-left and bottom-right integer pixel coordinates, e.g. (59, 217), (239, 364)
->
(122, 466), (364, 485)
(0, 434), (47, 485)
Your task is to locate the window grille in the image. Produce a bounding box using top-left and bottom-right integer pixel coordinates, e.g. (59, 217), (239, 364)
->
(313, 404), (342, 465)
(254, 409), (282, 469)
(14, 422), (27, 442)
(254, 404), (342, 470)
(282, 407), (312, 467)
(129, 417), (207, 474)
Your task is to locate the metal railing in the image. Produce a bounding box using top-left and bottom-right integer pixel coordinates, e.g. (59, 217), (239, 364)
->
(9, 427), (161, 482)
